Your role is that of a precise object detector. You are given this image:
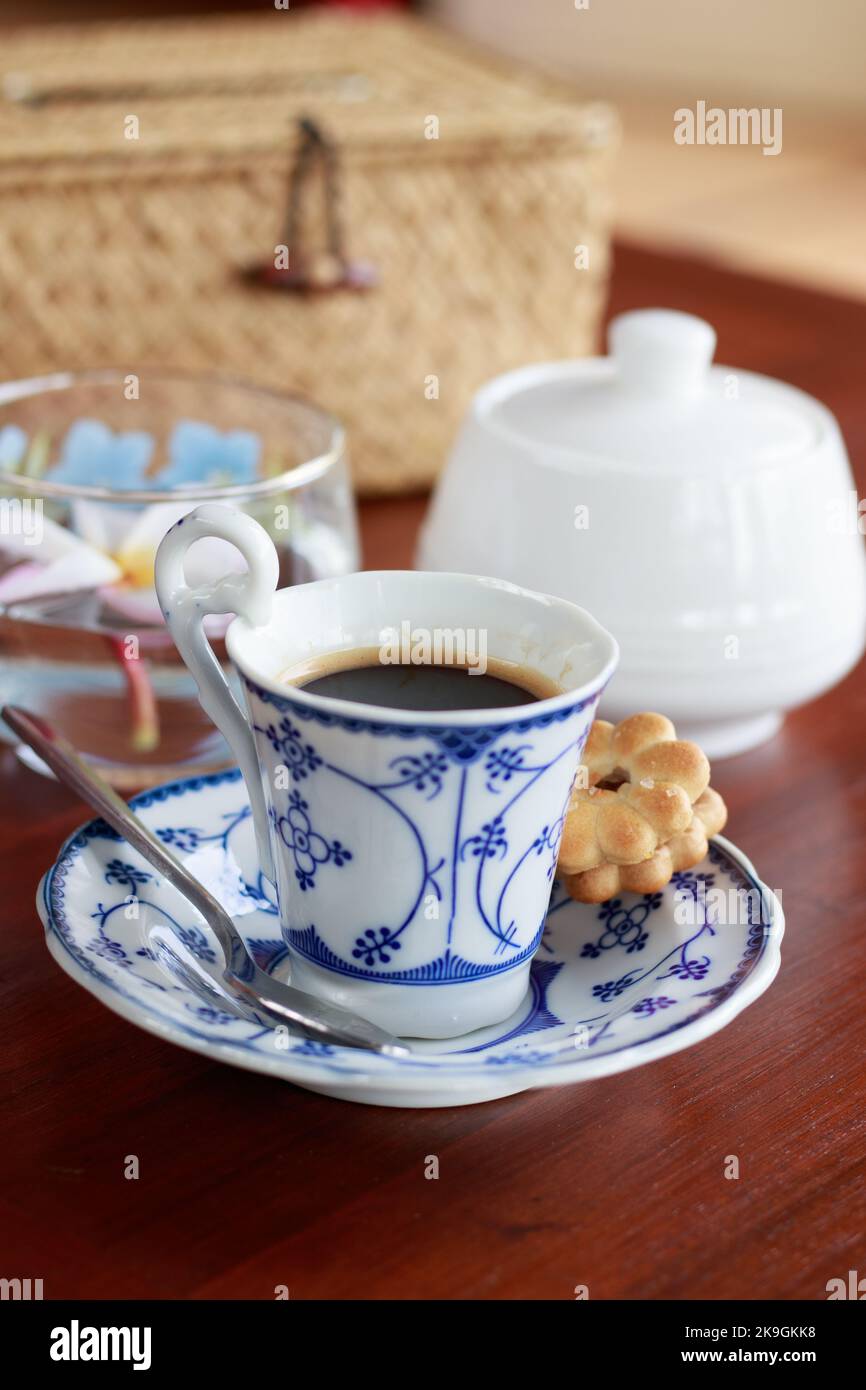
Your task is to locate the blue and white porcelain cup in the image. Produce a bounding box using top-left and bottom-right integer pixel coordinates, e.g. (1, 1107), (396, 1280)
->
(155, 504), (618, 1038)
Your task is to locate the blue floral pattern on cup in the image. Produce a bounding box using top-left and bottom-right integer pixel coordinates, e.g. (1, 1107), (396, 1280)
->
(273, 789), (353, 891)
(244, 679), (595, 987)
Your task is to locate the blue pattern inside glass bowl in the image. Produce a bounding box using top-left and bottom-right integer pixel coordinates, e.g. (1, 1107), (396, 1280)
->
(0, 370), (357, 786)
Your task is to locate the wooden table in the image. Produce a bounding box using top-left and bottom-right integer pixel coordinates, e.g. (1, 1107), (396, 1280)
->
(2, 243), (865, 1300)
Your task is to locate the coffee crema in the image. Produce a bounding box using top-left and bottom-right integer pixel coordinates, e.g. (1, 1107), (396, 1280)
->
(278, 647), (563, 712)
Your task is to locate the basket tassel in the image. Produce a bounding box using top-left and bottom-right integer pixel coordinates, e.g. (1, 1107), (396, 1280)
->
(245, 116), (377, 293)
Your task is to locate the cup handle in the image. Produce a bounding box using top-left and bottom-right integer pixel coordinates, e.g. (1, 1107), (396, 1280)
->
(154, 503), (280, 883)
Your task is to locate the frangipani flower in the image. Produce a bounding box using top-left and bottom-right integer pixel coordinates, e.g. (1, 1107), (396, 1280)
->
(0, 512), (121, 603)
(105, 499), (247, 626)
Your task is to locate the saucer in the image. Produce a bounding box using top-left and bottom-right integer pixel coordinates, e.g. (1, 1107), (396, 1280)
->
(37, 769), (784, 1107)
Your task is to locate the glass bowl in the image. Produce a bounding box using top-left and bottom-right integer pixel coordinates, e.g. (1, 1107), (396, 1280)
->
(0, 369), (358, 786)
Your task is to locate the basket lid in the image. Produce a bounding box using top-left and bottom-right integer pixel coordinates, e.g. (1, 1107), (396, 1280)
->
(0, 13), (617, 173)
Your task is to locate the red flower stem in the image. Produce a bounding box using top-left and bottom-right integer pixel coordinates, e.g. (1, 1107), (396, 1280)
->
(105, 635), (160, 752)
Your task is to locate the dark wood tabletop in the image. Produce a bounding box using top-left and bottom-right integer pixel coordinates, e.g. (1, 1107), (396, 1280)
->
(2, 241), (865, 1301)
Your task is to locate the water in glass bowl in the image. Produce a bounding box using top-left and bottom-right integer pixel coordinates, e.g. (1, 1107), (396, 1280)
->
(0, 371), (358, 787)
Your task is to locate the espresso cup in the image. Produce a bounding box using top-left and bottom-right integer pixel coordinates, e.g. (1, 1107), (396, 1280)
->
(155, 504), (618, 1038)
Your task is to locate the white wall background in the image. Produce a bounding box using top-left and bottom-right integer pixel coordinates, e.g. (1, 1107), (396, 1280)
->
(431, 0), (866, 114)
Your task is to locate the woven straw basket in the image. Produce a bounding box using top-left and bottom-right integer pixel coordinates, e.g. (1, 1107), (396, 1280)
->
(0, 12), (617, 494)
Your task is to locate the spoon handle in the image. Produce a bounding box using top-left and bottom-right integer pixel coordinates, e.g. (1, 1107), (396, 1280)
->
(3, 705), (237, 952)
(3, 705), (410, 1057)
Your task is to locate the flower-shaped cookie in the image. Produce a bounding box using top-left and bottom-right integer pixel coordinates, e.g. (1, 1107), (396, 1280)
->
(558, 713), (727, 903)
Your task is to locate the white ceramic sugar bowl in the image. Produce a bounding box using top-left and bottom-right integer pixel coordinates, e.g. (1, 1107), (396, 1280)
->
(418, 308), (866, 757)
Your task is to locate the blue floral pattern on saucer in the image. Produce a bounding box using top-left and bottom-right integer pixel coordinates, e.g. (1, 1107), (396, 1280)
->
(37, 768), (784, 1107)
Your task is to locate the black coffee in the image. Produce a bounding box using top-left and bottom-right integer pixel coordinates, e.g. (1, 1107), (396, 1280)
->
(281, 650), (561, 712)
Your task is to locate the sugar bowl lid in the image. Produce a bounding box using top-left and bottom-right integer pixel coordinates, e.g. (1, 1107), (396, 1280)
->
(483, 308), (824, 471)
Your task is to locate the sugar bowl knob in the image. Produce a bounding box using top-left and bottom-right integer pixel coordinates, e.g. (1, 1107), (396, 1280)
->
(609, 309), (717, 396)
